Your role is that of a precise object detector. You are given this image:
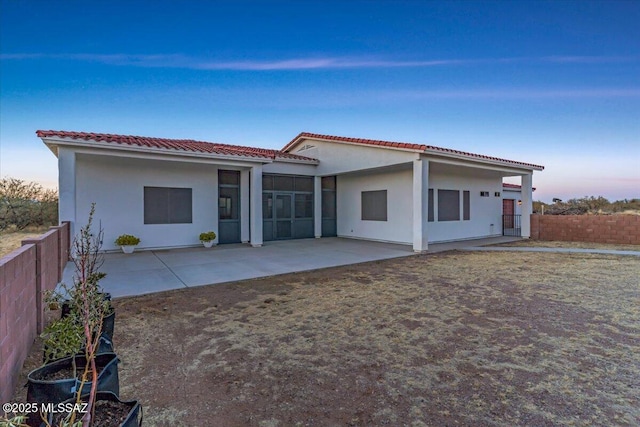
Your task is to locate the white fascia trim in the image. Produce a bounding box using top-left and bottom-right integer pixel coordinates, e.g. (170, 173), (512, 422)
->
(272, 157), (319, 165)
(424, 154), (542, 174)
(43, 137), (274, 164)
(423, 148), (544, 172)
(288, 137), (424, 154)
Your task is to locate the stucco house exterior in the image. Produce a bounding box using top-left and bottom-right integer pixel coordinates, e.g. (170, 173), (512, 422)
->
(38, 130), (543, 253)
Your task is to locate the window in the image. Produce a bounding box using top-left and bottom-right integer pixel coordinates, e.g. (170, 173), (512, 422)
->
(144, 187), (192, 224)
(295, 193), (313, 218)
(219, 170), (240, 185)
(361, 190), (387, 221)
(274, 175), (294, 191)
(294, 176), (314, 192)
(438, 190), (460, 221)
(262, 175), (274, 191)
(463, 191), (470, 220)
(321, 176), (336, 191)
(480, 191), (490, 197)
(495, 192), (501, 197)
(428, 189), (434, 222)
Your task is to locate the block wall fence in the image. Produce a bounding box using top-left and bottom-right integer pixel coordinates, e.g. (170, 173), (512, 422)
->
(530, 214), (640, 245)
(0, 222), (70, 404)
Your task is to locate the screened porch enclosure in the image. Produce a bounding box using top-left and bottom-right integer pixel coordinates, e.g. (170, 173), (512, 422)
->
(262, 174), (314, 241)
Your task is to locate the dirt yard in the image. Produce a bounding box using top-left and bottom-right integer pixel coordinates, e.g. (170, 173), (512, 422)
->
(497, 240), (640, 252)
(13, 250), (640, 426)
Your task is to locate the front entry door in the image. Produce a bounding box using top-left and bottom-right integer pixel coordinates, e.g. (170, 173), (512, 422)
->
(274, 193), (293, 239)
(218, 170), (241, 244)
(503, 199), (515, 229)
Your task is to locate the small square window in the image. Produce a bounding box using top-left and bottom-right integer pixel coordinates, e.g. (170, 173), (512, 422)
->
(495, 192), (501, 197)
(362, 190), (387, 221)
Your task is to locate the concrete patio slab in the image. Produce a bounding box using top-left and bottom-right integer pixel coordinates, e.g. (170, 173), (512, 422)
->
(62, 238), (415, 298)
(60, 236), (524, 298)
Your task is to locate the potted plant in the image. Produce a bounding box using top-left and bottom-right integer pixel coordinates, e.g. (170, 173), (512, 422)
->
(114, 234), (140, 254)
(26, 204), (121, 427)
(199, 231), (217, 248)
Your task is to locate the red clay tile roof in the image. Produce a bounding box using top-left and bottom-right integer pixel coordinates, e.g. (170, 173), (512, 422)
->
(284, 132), (544, 170)
(36, 130), (316, 162)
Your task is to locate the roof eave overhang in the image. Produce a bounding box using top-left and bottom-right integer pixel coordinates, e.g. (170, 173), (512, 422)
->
(41, 137), (276, 164)
(423, 148), (544, 172)
(285, 135), (424, 155)
(273, 157), (319, 165)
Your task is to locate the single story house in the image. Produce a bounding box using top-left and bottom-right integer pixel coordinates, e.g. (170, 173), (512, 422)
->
(38, 130), (544, 252)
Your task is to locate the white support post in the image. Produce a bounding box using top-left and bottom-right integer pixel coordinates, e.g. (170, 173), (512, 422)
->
(240, 169), (250, 243)
(58, 148), (76, 238)
(521, 173), (533, 238)
(412, 159), (429, 252)
(249, 165), (263, 247)
(314, 176), (322, 238)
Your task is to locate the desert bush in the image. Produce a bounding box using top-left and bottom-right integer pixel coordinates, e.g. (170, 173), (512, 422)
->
(537, 196), (640, 215)
(0, 177), (58, 230)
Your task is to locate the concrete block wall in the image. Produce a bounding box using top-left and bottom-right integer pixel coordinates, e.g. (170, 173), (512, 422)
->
(0, 245), (38, 404)
(531, 214), (640, 245)
(22, 229), (61, 334)
(0, 222), (70, 404)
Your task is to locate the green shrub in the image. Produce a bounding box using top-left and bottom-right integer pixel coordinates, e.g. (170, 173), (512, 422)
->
(199, 231), (217, 242)
(115, 234), (140, 246)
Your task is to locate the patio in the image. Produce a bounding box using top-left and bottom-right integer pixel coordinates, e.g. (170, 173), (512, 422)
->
(63, 236), (521, 297)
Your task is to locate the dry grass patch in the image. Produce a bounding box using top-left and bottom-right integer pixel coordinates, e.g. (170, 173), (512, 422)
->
(13, 251), (640, 426)
(0, 226), (51, 257)
(496, 239), (640, 252)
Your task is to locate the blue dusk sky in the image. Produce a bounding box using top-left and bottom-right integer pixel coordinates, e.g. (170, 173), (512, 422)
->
(1, 0), (638, 202)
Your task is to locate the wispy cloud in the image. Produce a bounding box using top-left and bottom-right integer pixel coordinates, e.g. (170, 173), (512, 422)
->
(394, 88), (640, 99)
(1, 53), (637, 70)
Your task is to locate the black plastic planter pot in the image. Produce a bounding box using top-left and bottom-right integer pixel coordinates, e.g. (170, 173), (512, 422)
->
(44, 391), (142, 427)
(26, 353), (119, 427)
(61, 298), (115, 341)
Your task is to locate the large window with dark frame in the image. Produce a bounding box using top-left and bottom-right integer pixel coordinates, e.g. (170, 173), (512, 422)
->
(463, 190), (470, 221)
(437, 189), (460, 222)
(144, 187), (192, 224)
(361, 190), (387, 221)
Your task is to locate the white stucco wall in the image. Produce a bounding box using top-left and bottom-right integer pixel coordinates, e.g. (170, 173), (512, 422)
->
(294, 140), (417, 175)
(262, 162), (317, 175)
(336, 168), (414, 244)
(75, 153), (221, 251)
(427, 171), (503, 243)
(335, 166), (506, 245)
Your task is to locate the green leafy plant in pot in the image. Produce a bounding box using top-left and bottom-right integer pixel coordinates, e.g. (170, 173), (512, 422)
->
(27, 203), (122, 426)
(114, 234), (140, 254)
(199, 231), (217, 248)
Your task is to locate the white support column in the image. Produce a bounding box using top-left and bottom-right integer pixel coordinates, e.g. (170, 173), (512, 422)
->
(240, 169), (250, 243)
(314, 176), (322, 238)
(521, 173), (533, 238)
(58, 148), (76, 238)
(412, 159), (429, 252)
(249, 165), (263, 247)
